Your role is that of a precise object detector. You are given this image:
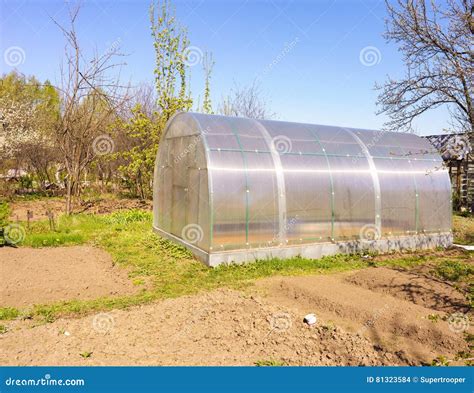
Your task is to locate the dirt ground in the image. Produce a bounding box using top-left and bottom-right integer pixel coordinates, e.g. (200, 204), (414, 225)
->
(0, 255), (471, 366)
(0, 246), (137, 307)
(8, 198), (152, 222)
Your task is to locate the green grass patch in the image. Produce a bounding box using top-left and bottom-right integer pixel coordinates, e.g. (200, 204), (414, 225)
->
(0, 307), (20, 320)
(0, 200), (10, 227)
(434, 260), (474, 282)
(255, 359), (287, 366)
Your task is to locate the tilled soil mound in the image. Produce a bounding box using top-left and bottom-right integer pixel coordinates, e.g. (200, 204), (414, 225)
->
(0, 246), (137, 307)
(1, 289), (407, 366)
(345, 266), (471, 314)
(255, 271), (471, 365)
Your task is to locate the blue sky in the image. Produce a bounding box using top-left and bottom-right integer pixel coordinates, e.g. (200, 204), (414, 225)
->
(0, 0), (450, 135)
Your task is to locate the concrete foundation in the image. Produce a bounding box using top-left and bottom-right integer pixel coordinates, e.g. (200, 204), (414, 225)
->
(153, 226), (453, 267)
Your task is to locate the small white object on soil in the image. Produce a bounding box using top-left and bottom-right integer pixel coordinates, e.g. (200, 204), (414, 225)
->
(303, 313), (317, 325)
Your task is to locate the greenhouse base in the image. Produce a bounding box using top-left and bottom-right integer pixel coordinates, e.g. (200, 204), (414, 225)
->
(153, 227), (453, 267)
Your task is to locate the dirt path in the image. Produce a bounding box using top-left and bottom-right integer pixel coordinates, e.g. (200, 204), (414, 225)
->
(0, 246), (137, 307)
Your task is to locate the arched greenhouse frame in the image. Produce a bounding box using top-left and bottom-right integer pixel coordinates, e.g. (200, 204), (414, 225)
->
(153, 113), (452, 266)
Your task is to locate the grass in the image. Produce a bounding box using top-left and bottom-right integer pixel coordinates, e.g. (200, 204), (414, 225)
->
(0, 200), (9, 227)
(2, 208), (473, 322)
(434, 260), (474, 282)
(0, 307), (20, 320)
(254, 359), (287, 366)
(453, 214), (474, 245)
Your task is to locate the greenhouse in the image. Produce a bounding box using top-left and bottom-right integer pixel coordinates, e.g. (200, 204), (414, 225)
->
(153, 113), (452, 266)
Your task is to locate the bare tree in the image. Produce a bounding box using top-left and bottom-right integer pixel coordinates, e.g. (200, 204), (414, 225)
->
(218, 81), (275, 119)
(376, 0), (473, 133)
(53, 5), (129, 213)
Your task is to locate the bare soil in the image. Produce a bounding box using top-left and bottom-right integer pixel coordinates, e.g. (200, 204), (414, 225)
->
(0, 246), (137, 308)
(8, 198), (152, 222)
(345, 266), (471, 314)
(254, 270), (471, 365)
(1, 262), (471, 366)
(0, 289), (413, 366)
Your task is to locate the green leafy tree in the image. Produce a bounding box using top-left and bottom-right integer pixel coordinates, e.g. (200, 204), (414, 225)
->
(115, 105), (159, 199)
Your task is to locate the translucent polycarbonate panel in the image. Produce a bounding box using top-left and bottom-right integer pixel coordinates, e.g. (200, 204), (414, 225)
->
(205, 134), (241, 150)
(244, 151), (279, 246)
(207, 150), (247, 249)
(226, 117), (269, 151)
(373, 157), (416, 235)
(153, 113), (211, 251)
(154, 137), (171, 231)
(259, 120), (326, 154)
(314, 125), (366, 156)
(280, 154), (332, 242)
(169, 134), (207, 244)
(328, 156), (376, 239)
(393, 132), (441, 160)
(156, 165), (172, 231)
(165, 111), (201, 139)
(413, 160), (452, 233)
(355, 129), (440, 161)
(197, 167), (210, 250)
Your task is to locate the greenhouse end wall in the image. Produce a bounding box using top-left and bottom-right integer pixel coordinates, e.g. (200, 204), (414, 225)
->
(153, 112), (452, 266)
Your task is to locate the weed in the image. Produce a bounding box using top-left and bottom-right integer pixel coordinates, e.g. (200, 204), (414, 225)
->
(0, 200), (10, 227)
(427, 314), (440, 323)
(105, 209), (152, 225)
(80, 351), (93, 358)
(254, 359), (287, 366)
(430, 355), (450, 366)
(0, 325), (7, 334)
(434, 260), (474, 282)
(0, 307), (19, 320)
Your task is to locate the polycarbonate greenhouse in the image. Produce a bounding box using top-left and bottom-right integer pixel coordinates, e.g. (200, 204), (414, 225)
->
(153, 113), (452, 266)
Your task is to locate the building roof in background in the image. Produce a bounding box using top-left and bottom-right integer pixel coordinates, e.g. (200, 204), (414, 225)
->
(424, 132), (473, 161)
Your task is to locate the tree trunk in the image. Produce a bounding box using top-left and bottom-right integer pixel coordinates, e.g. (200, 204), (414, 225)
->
(65, 178), (73, 215)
